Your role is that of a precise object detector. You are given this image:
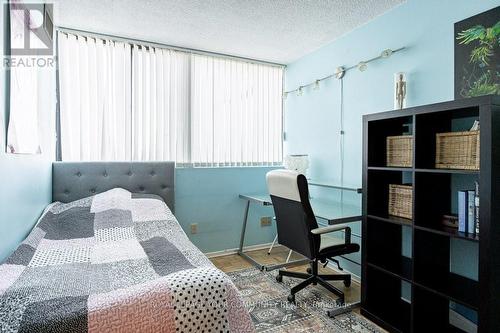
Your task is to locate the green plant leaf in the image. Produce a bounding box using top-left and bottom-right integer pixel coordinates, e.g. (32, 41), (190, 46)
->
(492, 21), (500, 46)
(466, 71), (500, 97)
(457, 25), (486, 44)
(470, 45), (493, 65)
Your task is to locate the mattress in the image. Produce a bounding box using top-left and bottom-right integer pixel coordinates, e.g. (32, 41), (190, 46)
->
(0, 188), (254, 332)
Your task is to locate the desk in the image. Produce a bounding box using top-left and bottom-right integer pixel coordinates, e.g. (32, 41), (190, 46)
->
(237, 192), (362, 271)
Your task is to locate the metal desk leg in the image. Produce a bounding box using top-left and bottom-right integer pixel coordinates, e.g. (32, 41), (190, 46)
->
(237, 200), (265, 271)
(327, 301), (360, 317)
(238, 201), (250, 252)
(236, 198), (309, 271)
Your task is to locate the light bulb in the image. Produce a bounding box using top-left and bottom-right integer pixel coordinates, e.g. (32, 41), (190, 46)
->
(357, 61), (367, 72)
(381, 49), (393, 58)
(335, 66), (345, 79)
(297, 87), (303, 96)
(314, 80), (320, 90)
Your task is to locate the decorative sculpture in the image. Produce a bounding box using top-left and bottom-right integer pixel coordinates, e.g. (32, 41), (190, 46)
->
(394, 72), (407, 110)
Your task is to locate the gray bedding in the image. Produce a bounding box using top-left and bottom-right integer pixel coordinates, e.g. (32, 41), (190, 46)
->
(0, 188), (254, 332)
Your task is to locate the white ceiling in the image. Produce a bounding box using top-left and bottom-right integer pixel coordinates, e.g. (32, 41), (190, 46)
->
(53, 0), (404, 64)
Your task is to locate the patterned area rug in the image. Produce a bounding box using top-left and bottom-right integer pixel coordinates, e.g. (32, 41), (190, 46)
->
(228, 268), (383, 333)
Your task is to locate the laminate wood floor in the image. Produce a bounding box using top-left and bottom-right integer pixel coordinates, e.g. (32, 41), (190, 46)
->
(209, 245), (361, 306)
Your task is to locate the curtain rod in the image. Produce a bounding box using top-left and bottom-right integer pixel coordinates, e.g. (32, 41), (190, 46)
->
(55, 26), (286, 68)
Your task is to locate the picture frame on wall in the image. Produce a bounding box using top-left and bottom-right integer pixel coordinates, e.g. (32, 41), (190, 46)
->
(454, 6), (500, 99)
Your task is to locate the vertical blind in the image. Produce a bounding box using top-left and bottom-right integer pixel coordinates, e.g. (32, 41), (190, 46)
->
(59, 33), (132, 161)
(131, 45), (191, 163)
(57, 31), (284, 166)
(191, 55), (283, 166)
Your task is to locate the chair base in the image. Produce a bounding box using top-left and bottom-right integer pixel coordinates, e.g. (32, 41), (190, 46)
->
(276, 260), (351, 305)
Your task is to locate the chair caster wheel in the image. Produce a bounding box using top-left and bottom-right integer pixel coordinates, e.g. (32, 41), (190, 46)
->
(276, 275), (283, 283)
(287, 294), (296, 304)
(344, 279), (351, 287)
(306, 267), (312, 274)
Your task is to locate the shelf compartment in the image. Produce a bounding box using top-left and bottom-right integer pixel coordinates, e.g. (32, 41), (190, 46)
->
(366, 218), (412, 280)
(367, 169), (413, 219)
(414, 225), (479, 242)
(413, 230), (479, 309)
(368, 115), (413, 167)
(413, 285), (477, 333)
(363, 266), (411, 333)
(415, 107), (479, 170)
(367, 214), (412, 226)
(414, 172), (479, 239)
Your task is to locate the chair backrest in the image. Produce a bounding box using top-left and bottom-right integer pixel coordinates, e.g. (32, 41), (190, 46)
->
(266, 169), (319, 259)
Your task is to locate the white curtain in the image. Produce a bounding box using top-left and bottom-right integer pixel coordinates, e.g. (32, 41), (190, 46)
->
(7, 4), (42, 154)
(191, 55), (283, 166)
(131, 46), (190, 162)
(58, 32), (132, 161)
(58, 32), (283, 165)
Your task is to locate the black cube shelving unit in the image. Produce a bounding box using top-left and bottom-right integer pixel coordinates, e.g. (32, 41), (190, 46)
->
(361, 96), (500, 333)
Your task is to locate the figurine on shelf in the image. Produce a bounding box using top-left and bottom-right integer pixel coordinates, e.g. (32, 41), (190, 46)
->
(394, 72), (407, 110)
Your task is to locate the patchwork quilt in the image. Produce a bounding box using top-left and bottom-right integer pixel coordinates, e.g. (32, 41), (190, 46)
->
(0, 188), (254, 333)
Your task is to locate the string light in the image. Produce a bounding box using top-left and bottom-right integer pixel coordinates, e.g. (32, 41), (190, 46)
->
(380, 48), (393, 58)
(297, 86), (303, 96)
(335, 66), (345, 79)
(357, 61), (367, 72)
(283, 46), (405, 97)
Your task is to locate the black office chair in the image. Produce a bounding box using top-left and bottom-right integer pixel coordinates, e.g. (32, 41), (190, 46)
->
(266, 169), (360, 305)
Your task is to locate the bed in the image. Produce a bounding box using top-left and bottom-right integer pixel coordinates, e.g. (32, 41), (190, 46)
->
(0, 162), (254, 333)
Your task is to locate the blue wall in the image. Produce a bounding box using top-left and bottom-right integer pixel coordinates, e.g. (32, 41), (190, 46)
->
(0, 4), (55, 262)
(176, 167), (277, 253)
(284, 0), (499, 277)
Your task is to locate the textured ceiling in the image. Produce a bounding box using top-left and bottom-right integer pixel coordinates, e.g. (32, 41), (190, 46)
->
(52, 0), (405, 64)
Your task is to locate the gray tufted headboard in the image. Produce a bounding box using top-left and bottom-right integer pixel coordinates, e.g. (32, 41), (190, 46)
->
(52, 162), (175, 212)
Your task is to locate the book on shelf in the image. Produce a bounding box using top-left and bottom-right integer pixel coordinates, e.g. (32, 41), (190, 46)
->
(467, 190), (475, 234)
(458, 189), (479, 235)
(474, 182), (479, 235)
(458, 190), (468, 233)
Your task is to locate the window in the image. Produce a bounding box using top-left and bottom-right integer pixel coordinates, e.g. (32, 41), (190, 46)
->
(58, 34), (132, 161)
(57, 32), (284, 166)
(191, 55), (283, 166)
(7, 3), (43, 154)
(130, 45), (191, 163)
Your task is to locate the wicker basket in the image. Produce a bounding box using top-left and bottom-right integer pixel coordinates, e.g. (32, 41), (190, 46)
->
(386, 135), (413, 167)
(388, 184), (413, 220)
(435, 131), (479, 170)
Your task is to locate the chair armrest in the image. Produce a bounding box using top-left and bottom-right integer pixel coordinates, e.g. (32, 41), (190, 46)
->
(310, 224), (351, 244)
(310, 224), (349, 234)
